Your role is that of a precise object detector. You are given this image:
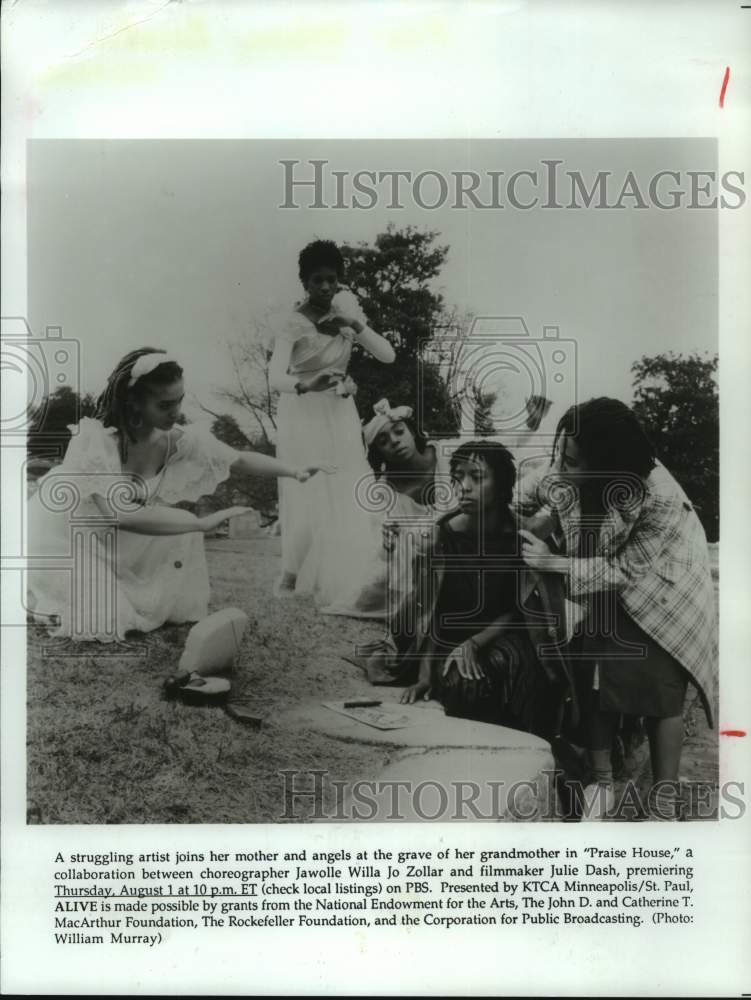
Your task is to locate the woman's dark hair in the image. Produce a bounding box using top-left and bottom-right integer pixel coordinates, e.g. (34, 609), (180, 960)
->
(553, 397), (656, 478)
(298, 239), (345, 285)
(95, 347), (184, 460)
(553, 397), (655, 513)
(367, 416), (429, 475)
(450, 439), (517, 507)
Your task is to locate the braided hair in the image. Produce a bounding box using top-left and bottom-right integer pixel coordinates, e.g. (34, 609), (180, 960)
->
(298, 240), (344, 285)
(95, 348), (184, 461)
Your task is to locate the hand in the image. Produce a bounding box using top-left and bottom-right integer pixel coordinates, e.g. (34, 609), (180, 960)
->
(327, 296), (363, 329)
(519, 529), (566, 571)
(295, 464), (337, 482)
(442, 639), (485, 681)
(335, 375), (358, 397)
(400, 680), (432, 704)
(301, 370), (343, 393)
(199, 506), (254, 533)
(320, 312), (360, 332)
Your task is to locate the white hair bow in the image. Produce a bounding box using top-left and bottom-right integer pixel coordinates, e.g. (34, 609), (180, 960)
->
(363, 398), (414, 447)
(128, 352), (179, 387)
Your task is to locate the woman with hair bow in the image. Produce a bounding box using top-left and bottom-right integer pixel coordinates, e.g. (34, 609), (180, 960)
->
(364, 399), (439, 502)
(27, 348), (329, 643)
(320, 397), (451, 620)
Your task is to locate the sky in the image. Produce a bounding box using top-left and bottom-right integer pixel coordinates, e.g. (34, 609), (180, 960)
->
(27, 138), (717, 436)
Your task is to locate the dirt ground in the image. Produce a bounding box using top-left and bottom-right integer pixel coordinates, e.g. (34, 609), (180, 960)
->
(26, 538), (719, 824)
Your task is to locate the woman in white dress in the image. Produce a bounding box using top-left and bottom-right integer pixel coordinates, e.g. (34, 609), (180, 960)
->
(27, 348), (327, 643)
(269, 240), (395, 607)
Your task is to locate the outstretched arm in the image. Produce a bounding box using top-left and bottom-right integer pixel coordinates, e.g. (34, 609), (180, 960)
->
(91, 495), (252, 536)
(230, 451), (328, 481)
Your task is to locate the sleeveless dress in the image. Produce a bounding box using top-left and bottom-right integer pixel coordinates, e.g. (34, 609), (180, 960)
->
(26, 417), (238, 642)
(274, 293), (386, 610)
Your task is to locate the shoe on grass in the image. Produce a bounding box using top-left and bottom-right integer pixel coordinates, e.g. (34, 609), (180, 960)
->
(163, 672), (231, 705)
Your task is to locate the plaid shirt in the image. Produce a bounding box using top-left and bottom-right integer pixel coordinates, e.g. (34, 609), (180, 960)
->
(515, 461), (716, 727)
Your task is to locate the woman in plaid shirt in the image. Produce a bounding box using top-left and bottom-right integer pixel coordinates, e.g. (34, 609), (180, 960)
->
(518, 398), (716, 821)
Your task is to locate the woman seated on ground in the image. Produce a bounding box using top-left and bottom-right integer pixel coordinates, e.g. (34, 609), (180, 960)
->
(27, 348), (328, 643)
(517, 397), (716, 820)
(365, 399), (441, 511)
(398, 440), (565, 740)
(324, 399), (452, 619)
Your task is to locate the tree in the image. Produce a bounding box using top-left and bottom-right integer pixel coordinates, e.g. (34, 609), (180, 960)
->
(207, 413), (278, 521)
(214, 315), (278, 448)
(631, 352), (718, 541)
(222, 226), (484, 441)
(27, 386), (97, 460)
(340, 225), (460, 434)
(474, 390), (497, 435)
(525, 394), (553, 431)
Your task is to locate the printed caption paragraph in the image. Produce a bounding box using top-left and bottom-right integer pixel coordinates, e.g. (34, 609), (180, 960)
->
(53, 845), (697, 945)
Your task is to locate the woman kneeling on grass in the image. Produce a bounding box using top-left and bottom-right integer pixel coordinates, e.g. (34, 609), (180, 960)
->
(27, 348), (329, 644)
(399, 440), (565, 741)
(517, 398), (716, 821)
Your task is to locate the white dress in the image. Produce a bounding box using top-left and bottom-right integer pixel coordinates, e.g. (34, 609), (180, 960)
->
(275, 295), (385, 610)
(26, 417), (238, 642)
(320, 444), (455, 620)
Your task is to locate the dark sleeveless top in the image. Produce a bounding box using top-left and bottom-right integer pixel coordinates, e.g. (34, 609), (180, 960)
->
(431, 515), (524, 651)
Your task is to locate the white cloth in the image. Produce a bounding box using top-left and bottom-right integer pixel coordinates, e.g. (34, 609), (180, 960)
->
(276, 390), (385, 610)
(274, 299), (385, 610)
(314, 443), (454, 620)
(26, 418), (237, 642)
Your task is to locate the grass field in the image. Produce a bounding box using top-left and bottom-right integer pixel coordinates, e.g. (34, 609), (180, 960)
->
(26, 537), (391, 824)
(26, 539), (719, 824)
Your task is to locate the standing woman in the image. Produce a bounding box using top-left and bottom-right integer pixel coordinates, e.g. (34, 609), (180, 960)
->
(519, 398), (716, 820)
(27, 348), (326, 642)
(269, 240), (395, 606)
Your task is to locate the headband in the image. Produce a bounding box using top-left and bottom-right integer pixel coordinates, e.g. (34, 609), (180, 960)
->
(128, 353), (179, 387)
(363, 398), (414, 448)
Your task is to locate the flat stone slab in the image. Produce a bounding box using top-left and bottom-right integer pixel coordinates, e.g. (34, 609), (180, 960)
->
(279, 697), (551, 753)
(337, 747), (557, 822)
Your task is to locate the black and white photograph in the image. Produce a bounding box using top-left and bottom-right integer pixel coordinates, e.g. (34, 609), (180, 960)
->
(20, 138), (720, 824)
(2, 2), (749, 996)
